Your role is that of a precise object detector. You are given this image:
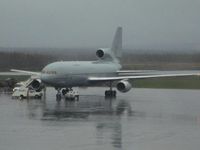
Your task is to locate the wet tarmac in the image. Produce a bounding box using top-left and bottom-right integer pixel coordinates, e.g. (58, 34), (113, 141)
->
(0, 87), (200, 150)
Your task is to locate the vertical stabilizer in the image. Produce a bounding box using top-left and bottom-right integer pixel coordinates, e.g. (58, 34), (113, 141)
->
(111, 27), (122, 59)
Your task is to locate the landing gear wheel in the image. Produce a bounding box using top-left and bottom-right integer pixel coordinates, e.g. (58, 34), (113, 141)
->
(55, 88), (62, 102)
(76, 95), (79, 101)
(105, 81), (116, 98)
(105, 90), (117, 98)
(62, 89), (67, 95)
(34, 95), (40, 99)
(62, 88), (69, 95)
(113, 91), (117, 97)
(19, 95), (24, 100)
(56, 93), (62, 102)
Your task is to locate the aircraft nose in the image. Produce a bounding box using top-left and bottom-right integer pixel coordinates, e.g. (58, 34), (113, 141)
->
(41, 72), (47, 82)
(41, 67), (49, 82)
(41, 64), (57, 83)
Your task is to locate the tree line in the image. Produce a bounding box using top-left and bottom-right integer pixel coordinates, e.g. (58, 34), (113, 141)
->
(0, 50), (200, 71)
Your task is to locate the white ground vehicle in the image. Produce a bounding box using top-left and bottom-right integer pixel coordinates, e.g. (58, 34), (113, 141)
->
(64, 89), (79, 101)
(12, 86), (43, 99)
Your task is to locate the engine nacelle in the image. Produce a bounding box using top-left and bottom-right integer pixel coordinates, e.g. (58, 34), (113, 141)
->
(96, 49), (112, 60)
(29, 79), (44, 92)
(116, 80), (132, 93)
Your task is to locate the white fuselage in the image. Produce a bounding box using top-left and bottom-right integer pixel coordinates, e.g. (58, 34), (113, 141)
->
(40, 61), (121, 87)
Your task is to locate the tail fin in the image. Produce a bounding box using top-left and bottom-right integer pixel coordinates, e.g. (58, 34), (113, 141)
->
(111, 27), (122, 59)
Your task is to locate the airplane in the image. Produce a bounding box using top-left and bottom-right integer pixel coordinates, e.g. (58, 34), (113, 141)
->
(11, 27), (200, 101)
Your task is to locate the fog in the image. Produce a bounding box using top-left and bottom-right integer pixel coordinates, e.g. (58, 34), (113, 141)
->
(0, 0), (200, 50)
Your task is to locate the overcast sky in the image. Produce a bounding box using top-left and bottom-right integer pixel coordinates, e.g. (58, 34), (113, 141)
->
(0, 0), (199, 50)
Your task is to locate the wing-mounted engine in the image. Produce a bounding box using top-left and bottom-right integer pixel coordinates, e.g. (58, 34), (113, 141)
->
(96, 48), (113, 60)
(116, 80), (132, 93)
(28, 79), (44, 92)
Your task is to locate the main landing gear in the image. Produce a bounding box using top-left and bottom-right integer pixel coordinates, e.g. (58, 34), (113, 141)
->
(105, 82), (117, 98)
(105, 90), (116, 97)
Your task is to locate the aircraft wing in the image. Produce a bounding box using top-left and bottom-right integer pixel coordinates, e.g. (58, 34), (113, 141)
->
(117, 70), (200, 75)
(0, 72), (29, 76)
(89, 72), (200, 81)
(10, 69), (40, 76)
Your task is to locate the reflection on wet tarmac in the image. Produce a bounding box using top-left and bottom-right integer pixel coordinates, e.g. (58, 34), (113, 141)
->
(23, 94), (133, 119)
(1, 87), (200, 150)
(25, 95), (132, 149)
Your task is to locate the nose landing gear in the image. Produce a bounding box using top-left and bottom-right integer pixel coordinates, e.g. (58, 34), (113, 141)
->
(56, 88), (62, 102)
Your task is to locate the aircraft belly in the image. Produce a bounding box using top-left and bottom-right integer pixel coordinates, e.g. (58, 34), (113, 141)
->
(42, 74), (89, 87)
(41, 72), (117, 88)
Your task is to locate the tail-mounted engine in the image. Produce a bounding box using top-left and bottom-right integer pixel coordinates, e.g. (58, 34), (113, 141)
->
(116, 80), (132, 93)
(96, 49), (113, 60)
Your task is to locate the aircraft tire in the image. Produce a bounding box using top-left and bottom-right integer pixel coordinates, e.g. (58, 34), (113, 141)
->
(62, 89), (67, 95)
(19, 95), (24, 100)
(105, 90), (117, 97)
(56, 94), (62, 102)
